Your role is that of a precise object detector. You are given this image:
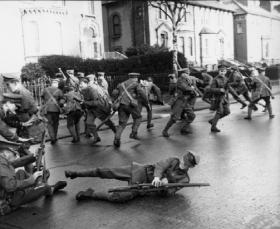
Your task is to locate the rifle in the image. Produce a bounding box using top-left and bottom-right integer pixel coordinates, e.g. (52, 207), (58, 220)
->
(58, 68), (80, 93)
(35, 129), (47, 183)
(108, 182), (210, 193)
(96, 110), (117, 131)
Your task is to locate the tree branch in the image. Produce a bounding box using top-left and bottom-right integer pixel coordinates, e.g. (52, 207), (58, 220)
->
(148, 0), (173, 22)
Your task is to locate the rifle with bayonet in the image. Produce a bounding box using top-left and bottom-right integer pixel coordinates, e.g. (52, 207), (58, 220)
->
(108, 182), (210, 193)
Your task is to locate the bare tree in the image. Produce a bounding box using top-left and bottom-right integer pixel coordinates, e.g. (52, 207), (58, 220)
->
(148, 0), (189, 76)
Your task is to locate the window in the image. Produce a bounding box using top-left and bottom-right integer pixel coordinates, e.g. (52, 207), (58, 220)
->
(81, 26), (99, 59)
(136, 6), (143, 18)
(187, 37), (193, 56)
(52, 22), (62, 54)
(160, 31), (168, 47)
(237, 22), (243, 34)
(24, 21), (40, 56)
(178, 37), (185, 55)
(164, 4), (168, 20)
(112, 14), (121, 37)
(205, 38), (209, 57)
(88, 1), (94, 14)
(158, 3), (162, 19)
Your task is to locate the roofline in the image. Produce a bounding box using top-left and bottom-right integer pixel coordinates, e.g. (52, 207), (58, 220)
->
(187, 1), (235, 13)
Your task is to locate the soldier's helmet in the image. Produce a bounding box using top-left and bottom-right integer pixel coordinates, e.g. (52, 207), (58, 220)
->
(183, 151), (200, 167)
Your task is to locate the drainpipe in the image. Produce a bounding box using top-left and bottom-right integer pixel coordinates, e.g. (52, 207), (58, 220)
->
(199, 33), (203, 67)
(192, 6), (197, 64)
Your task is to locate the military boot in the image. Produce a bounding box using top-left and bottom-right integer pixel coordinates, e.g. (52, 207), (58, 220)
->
(76, 188), (95, 201)
(244, 106), (253, 120)
(113, 138), (121, 148)
(210, 114), (221, 132)
(267, 104), (275, 119)
(162, 119), (175, 137)
(129, 131), (139, 140)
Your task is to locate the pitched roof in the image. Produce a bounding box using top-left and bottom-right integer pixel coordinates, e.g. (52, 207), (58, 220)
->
(232, 0), (280, 20)
(187, 0), (236, 12)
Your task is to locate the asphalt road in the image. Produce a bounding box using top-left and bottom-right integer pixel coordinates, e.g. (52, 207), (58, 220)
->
(1, 95), (280, 229)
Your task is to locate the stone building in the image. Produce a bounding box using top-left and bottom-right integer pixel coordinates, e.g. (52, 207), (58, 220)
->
(102, 0), (235, 69)
(0, 0), (104, 73)
(232, 0), (280, 64)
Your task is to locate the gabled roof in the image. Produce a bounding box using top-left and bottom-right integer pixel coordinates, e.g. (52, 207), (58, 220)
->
(187, 0), (236, 12)
(199, 26), (217, 34)
(232, 0), (280, 20)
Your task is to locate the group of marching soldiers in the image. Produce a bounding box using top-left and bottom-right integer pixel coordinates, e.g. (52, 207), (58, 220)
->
(0, 63), (275, 215)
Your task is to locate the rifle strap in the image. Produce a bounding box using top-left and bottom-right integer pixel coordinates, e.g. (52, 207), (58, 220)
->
(121, 82), (135, 103)
(43, 88), (62, 112)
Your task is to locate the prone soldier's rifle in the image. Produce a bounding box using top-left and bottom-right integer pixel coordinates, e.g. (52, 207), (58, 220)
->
(108, 183), (210, 194)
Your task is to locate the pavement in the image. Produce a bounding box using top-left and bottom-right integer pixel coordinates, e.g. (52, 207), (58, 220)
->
(1, 87), (280, 229)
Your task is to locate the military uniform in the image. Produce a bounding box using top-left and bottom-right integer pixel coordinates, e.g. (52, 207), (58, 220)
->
(63, 89), (83, 143)
(162, 73), (196, 137)
(208, 69), (230, 132)
(3, 75), (39, 140)
(0, 107), (19, 142)
(0, 154), (50, 215)
(81, 84), (116, 144)
(245, 70), (274, 119)
(41, 82), (64, 144)
(111, 73), (148, 147)
(228, 69), (250, 108)
(139, 79), (163, 129)
(65, 152), (199, 203)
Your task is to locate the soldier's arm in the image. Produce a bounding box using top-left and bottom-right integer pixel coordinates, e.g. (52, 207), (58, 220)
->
(111, 88), (120, 101)
(153, 157), (179, 179)
(151, 84), (163, 103)
(136, 85), (148, 103)
(1, 175), (35, 192)
(83, 89), (99, 107)
(11, 155), (36, 169)
(0, 119), (19, 142)
(209, 78), (223, 94)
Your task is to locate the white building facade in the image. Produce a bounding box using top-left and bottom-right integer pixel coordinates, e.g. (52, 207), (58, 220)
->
(0, 1), (104, 74)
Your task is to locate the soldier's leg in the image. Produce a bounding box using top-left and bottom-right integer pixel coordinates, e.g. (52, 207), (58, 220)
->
(263, 96), (274, 118)
(181, 108), (196, 134)
(145, 103), (154, 129)
(231, 90), (247, 109)
(245, 99), (259, 120)
(76, 189), (138, 202)
(242, 91), (251, 103)
(46, 112), (56, 143)
(74, 110), (83, 142)
(65, 165), (131, 181)
(53, 112), (60, 141)
(162, 99), (183, 137)
(114, 106), (130, 147)
(67, 112), (78, 143)
(130, 106), (142, 139)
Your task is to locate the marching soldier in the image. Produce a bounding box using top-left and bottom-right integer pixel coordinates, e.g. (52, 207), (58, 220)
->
(244, 68), (275, 120)
(41, 79), (64, 145)
(79, 78), (116, 145)
(162, 68), (197, 137)
(111, 73), (148, 147)
(228, 66), (251, 109)
(0, 142), (67, 216)
(65, 151), (200, 202)
(62, 86), (84, 143)
(139, 77), (163, 129)
(208, 65), (230, 132)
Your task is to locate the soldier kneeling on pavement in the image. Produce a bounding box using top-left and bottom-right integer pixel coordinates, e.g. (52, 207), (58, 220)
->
(0, 141), (67, 216)
(65, 151), (199, 202)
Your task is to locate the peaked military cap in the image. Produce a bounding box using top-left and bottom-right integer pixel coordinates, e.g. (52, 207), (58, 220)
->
(2, 73), (21, 82)
(183, 151), (200, 167)
(218, 65), (227, 70)
(128, 72), (140, 78)
(97, 72), (105, 77)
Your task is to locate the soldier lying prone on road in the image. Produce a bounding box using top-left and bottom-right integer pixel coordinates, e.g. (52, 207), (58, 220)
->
(65, 151), (209, 203)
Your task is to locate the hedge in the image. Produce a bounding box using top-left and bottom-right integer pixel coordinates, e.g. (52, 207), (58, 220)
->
(38, 51), (187, 78)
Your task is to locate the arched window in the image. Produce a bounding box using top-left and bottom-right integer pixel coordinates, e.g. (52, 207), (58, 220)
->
(81, 26), (99, 59)
(160, 31), (168, 47)
(112, 14), (121, 37)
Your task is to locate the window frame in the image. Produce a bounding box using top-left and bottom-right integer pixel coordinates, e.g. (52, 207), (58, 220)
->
(112, 14), (121, 38)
